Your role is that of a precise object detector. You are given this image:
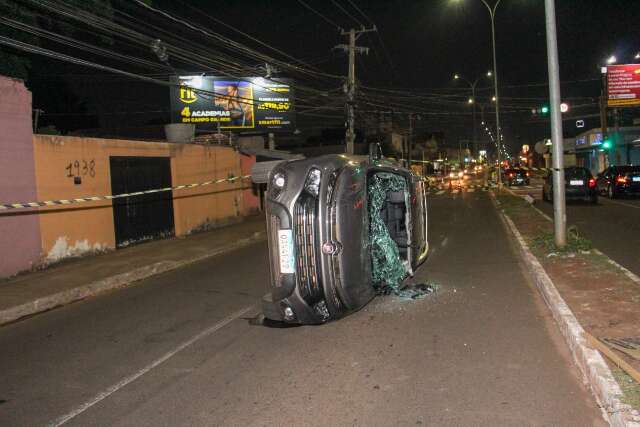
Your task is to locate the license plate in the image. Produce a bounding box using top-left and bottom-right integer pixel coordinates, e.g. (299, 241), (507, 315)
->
(277, 230), (295, 274)
(569, 180), (583, 186)
(633, 177), (640, 182)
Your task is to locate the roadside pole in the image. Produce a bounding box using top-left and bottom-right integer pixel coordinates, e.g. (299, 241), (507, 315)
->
(544, 0), (566, 247)
(336, 27), (375, 154)
(408, 113), (414, 170)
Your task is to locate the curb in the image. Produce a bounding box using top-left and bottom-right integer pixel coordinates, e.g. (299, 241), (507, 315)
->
(0, 231), (266, 326)
(492, 194), (639, 426)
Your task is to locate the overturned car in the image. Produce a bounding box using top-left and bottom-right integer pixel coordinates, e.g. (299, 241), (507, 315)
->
(256, 149), (429, 325)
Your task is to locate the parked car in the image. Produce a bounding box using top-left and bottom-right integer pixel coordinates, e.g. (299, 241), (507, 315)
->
(596, 165), (640, 198)
(255, 149), (429, 325)
(542, 166), (598, 204)
(504, 168), (530, 186)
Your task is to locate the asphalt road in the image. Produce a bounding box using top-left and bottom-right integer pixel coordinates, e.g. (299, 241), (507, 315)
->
(0, 184), (605, 426)
(509, 180), (640, 277)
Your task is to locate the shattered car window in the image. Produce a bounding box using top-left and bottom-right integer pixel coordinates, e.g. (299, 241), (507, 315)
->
(368, 172), (409, 292)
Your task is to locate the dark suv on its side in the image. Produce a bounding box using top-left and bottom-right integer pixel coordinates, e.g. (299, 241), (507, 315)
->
(257, 153), (429, 325)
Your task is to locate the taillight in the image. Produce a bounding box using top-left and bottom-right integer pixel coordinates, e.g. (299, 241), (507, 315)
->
(616, 175), (627, 184)
(588, 178), (596, 188)
(526, 172), (530, 177)
(509, 173), (514, 178)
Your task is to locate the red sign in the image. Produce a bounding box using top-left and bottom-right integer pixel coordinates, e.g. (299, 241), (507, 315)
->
(607, 64), (640, 107)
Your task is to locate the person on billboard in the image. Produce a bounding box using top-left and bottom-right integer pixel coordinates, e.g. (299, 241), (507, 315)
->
(214, 81), (254, 128)
(226, 84), (246, 126)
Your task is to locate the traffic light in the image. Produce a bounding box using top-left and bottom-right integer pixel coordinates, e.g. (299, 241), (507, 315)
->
(532, 104), (550, 116)
(602, 138), (612, 150)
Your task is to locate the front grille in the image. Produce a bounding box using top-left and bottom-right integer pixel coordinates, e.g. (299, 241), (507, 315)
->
(294, 195), (322, 305)
(326, 172), (344, 311)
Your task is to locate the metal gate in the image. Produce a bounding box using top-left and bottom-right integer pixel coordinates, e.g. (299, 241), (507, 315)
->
(110, 156), (175, 247)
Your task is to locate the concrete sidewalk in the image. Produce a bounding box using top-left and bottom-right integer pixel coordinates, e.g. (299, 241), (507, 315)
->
(0, 216), (266, 325)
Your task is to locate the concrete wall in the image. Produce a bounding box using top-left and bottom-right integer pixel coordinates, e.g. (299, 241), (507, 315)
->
(0, 77), (42, 277)
(32, 135), (258, 263)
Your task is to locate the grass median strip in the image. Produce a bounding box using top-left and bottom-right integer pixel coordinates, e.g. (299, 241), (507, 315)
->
(494, 190), (640, 413)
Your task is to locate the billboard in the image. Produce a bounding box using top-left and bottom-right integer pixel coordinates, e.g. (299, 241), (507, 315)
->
(170, 76), (295, 131)
(607, 64), (640, 107)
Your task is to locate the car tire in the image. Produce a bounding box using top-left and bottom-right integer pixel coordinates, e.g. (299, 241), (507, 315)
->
(590, 194), (598, 204)
(251, 160), (284, 184)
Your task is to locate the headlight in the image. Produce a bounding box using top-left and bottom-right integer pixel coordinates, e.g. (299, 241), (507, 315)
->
(304, 168), (322, 196)
(458, 171), (464, 178)
(272, 172), (286, 189)
(449, 172), (455, 178)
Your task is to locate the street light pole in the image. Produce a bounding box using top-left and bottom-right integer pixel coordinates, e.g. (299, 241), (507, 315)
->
(544, 0), (566, 247)
(480, 0), (503, 186)
(454, 73), (491, 159)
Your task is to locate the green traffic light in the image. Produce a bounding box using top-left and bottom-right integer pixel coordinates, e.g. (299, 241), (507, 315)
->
(602, 139), (612, 149)
(541, 105), (549, 114)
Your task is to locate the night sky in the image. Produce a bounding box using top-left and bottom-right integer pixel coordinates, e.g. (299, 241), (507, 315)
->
(13, 0), (640, 153)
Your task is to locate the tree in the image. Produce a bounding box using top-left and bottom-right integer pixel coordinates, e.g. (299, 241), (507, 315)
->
(0, 0), (113, 80)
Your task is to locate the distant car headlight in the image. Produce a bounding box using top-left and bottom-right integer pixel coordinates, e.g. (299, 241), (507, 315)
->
(449, 172), (455, 178)
(304, 168), (322, 196)
(458, 171), (464, 178)
(272, 172), (286, 189)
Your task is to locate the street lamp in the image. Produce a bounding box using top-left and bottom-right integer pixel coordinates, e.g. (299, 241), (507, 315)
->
(477, 0), (504, 186)
(453, 70), (492, 158)
(606, 55), (617, 64)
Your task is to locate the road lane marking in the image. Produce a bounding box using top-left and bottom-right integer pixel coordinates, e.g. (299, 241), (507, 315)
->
(601, 199), (640, 209)
(48, 305), (256, 427)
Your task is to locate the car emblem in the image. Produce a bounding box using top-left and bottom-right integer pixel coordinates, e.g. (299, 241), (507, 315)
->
(322, 241), (341, 255)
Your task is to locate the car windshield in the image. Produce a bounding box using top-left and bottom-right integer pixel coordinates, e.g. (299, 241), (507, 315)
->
(616, 166), (640, 175)
(565, 168), (589, 179)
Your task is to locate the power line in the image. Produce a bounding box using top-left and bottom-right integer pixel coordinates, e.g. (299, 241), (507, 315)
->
(329, 0), (363, 28)
(296, 0), (343, 32)
(346, 0), (375, 25)
(174, 0), (326, 73)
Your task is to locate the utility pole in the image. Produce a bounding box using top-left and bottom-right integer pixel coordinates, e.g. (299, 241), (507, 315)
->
(336, 26), (376, 154)
(408, 113), (414, 171)
(33, 109), (44, 133)
(545, 0), (566, 248)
